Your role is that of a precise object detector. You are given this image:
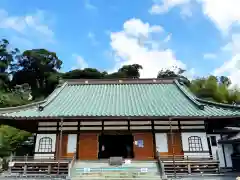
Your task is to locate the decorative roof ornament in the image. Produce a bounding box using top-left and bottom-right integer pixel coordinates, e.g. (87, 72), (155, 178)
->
(38, 105), (44, 111)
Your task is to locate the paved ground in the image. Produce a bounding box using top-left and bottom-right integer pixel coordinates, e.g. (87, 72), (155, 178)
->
(0, 176), (236, 180)
(171, 175), (237, 180)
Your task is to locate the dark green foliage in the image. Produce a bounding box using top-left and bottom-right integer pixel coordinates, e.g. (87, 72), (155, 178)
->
(157, 67), (190, 86)
(0, 125), (31, 158)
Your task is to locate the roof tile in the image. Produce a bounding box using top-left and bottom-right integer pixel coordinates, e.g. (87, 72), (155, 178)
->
(1, 80), (240, 118)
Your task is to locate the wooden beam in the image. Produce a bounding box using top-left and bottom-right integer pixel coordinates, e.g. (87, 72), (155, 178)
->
(76, 121), (80, 160)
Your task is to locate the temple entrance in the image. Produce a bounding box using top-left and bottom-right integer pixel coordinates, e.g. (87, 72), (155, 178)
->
(98, 134), (134, 159)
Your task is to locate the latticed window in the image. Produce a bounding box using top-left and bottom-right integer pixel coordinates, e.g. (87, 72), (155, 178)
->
(188, 136), (203, 151)
(38, 137), (53, 152)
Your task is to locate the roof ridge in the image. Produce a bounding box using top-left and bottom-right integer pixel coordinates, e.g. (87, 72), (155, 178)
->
(196, 98), (240, 110)
(66, 78), (175, 85)
(0, 82), (68, 114)
(174, 80), (205, 110)
(175, 80), (240, 110)
(0, 100), (45, 114)
(38, 82), (68, 111)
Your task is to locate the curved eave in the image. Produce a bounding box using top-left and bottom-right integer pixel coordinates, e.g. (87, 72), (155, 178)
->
(174, 80), (205, 110)
(0, 82), (68, 115)
(0, 100), (45, 114)
(196, 98), (240, 110)
(175, 79), (240, 111)
(1, 115), (240, 121)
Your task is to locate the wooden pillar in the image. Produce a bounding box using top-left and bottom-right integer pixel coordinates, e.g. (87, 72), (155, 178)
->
(55, 121), (60, 160)
(151, 120), (157, 158)
(76, 121), (80, 160)
(128, 120), (130, 131)
(33, 133), (37, 155)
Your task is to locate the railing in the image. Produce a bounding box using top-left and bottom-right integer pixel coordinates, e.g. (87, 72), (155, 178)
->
(6, 155), (73, 178)
(68, 152), (76, 177)
(156, 153), (220, 176)
(159, 154), (216, 161)
(10, 155), (72, 162)
(155, 150), (167, 179)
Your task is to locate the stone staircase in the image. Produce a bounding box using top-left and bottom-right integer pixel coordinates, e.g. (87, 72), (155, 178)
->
(70, 160), (162, 180)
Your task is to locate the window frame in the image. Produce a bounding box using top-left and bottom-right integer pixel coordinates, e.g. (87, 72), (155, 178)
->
(38, 137), (53, 153)
(188, 136), (203, 152)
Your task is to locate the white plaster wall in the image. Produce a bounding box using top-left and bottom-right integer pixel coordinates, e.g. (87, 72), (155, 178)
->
(181, 132), (209, 157)
(207, 134), (225, 167)
(34, 153), (55, 160)
(155, 133), (168, 153)
(225, 144), (233, 168)
(207, 134), (233, 168)
(67, 134), (77, 153)
(34, 134), (56, 153)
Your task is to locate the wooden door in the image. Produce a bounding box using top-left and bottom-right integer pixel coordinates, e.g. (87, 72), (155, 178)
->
(133, 133), (154, 160)
(55, 134), (68, 159)
(78, 133), (98, 160)
(167, 132), (183, 155)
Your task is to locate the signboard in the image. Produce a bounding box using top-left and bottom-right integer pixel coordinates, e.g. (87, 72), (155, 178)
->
(137, 140), (144, 148)
(134, 140), (144, 148)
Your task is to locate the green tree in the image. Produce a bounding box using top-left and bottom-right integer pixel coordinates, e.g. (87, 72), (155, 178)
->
(0, 125), (31, 158)
(62, 68), (106, 79)
(157, 67), (190, 86)
(189, 76), (240, 104)
(0, 39), (19, 91)
(12, 49), (62, 98)
(62, 64), (143, 79)
(220, 76), (231, 86)
(117, 64), (143, 79)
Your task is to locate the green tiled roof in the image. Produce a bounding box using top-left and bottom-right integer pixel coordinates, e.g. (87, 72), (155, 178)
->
(1, 79), (240, 119)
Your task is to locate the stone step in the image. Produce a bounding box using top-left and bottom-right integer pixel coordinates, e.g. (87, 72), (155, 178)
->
(74, 161), (158, 168)
(71, 160), (161, 179)
(71, 173), (162, 180)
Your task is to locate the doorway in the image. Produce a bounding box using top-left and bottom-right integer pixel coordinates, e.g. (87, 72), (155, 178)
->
(98, 134), (134, 159)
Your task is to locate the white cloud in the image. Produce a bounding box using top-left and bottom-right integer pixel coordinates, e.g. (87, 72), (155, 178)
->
(148, 1), (240, 86)
(199, 0), (240, 34)
(84, 0), (97, 10)
(197, 1), (240, 86)
(0, 9), (54, 40)
(109, 18), (186, 78)
(184, 68), (196, 80)
(87, 32), (99, 46)
(222, 43), (232, 52)
(149, 0), (240, 34)
(149, 0), (193, 17)
(123, 19), (163, 38)
(163, 33), (172, 43)
(203, 53), (217, 59)
(214, 33), (240, 86)
(71, 54), (88, 70)
(0, 9), (55, 48)
(214, 55), (240, 87)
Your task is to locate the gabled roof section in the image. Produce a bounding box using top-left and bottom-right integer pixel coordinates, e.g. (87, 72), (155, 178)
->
(0, 78), (240, 119)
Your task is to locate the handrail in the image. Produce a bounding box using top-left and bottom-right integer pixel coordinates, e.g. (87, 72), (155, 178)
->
(7, 155), (72, 178)
(10, 155), (72, 162)
(157, 153), (220, 176)
(155, 150), (167, 179)
(158, 154), (217, 160)
(69, 152), (76, 177)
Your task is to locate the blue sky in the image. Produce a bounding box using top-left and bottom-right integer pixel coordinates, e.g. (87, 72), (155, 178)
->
(0, 0), (240, 85)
